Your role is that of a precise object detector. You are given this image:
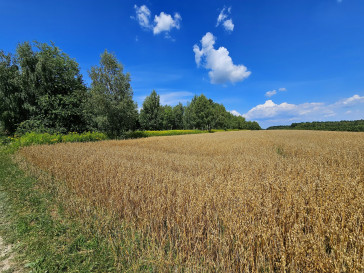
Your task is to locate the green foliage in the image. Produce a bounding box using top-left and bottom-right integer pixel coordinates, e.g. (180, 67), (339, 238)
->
(0, 135), (12, 145)
(0, 50), (26, 134)
(172, 103), (185, 129)
(266, 120), (364, 132)
(0, 42), (90, 135)
(88, 50), (138, 138)
(143, 129), (209, 137)
(182, 94), (261, 131)
(120, 129), (243, 140)
(160, 105), (174, 130)
(121, 130), (213, 140)
(120, 131), (148, 139)
(9, 132), (107, 149)
(139, 90), (162, 130)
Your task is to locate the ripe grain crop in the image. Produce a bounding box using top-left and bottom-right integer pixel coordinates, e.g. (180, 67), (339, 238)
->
(17, 131), (364, 272)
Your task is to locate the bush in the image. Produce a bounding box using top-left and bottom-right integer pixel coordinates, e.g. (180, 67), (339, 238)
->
(0, 135), (13, 145)
(15, 119), (53, 136)
(121, 131), (149, 139)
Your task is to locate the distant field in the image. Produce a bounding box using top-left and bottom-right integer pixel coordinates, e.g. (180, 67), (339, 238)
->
(18, 131), (364, 271)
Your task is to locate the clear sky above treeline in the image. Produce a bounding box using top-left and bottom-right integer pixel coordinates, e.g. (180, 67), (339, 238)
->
(1, 0), (363, 128)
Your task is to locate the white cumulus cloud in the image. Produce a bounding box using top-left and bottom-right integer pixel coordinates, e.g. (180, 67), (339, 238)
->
(193, 32), (251, 84)
(132, 5), (182, 38)
(243, 100), (298, 120)
(216, 7), (234, 32)
(223, 19), (234, 32)
(230, 110), (242, 116)
(243, 94), (364, 128)
(153, 12), (181, 35)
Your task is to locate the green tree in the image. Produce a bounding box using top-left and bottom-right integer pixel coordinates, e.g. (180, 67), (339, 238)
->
(161, 105), (174, 130)
(183, 97), (197, 129)
(182, 94), (261, 130)
(211, 103), (228, 129)
(139, 90), (162, 130)
(0, 51), (24, 134)
(88, 50), (138, 137)
(29, 42), (89, 133)
(0, 42), (90, 135)
(172, 103), (185, 129)
(184, 94), (214, 130)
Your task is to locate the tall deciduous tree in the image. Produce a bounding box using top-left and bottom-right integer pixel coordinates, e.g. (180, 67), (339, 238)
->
(0, 42), (89, 135)
(172, 103), (185, 129)
(0, 51), (24, 134)
(139, 90), (162, 130)
(183, 94), (214, 130)
(89, 50), (138, 137)
(161, 105), (174, 130)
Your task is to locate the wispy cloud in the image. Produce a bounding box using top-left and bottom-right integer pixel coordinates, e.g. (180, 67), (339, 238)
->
(242, 94), (364, 128)
(216, 7), (234, 32)
(160, 91), (194, 105)
(136, 91), (194, 107)
(265, 90), (277, 97)
(193, 32), (251, 84)
(132, 5), (152, 30)
(334, 94), (364, 106)
(265, 87), (287, 97)
(132, 5), (182, 38)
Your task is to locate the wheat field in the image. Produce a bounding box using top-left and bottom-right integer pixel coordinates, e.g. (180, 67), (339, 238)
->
(18, 131), (363, 272)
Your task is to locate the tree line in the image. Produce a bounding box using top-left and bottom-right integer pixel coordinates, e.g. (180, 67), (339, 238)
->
(0, 41), (260, 137)
(140, 91), (260, 131)
(266, 120), (364, 132)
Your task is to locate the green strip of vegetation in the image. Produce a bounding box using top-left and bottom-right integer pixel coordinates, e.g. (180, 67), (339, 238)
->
(2, 132), (108, 152)
(121, 128), (243, 139)
(266, 119), (364, 132)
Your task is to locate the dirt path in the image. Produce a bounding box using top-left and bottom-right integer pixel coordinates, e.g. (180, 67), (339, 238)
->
(0, 192), (21, 272)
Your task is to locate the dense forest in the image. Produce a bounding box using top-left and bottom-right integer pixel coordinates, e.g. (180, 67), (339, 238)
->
(266, 120), (364, 132)
(0, 41), (260, 137)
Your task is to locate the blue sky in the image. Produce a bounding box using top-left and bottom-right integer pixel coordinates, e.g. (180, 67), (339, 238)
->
(1, 0), (363, 128)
